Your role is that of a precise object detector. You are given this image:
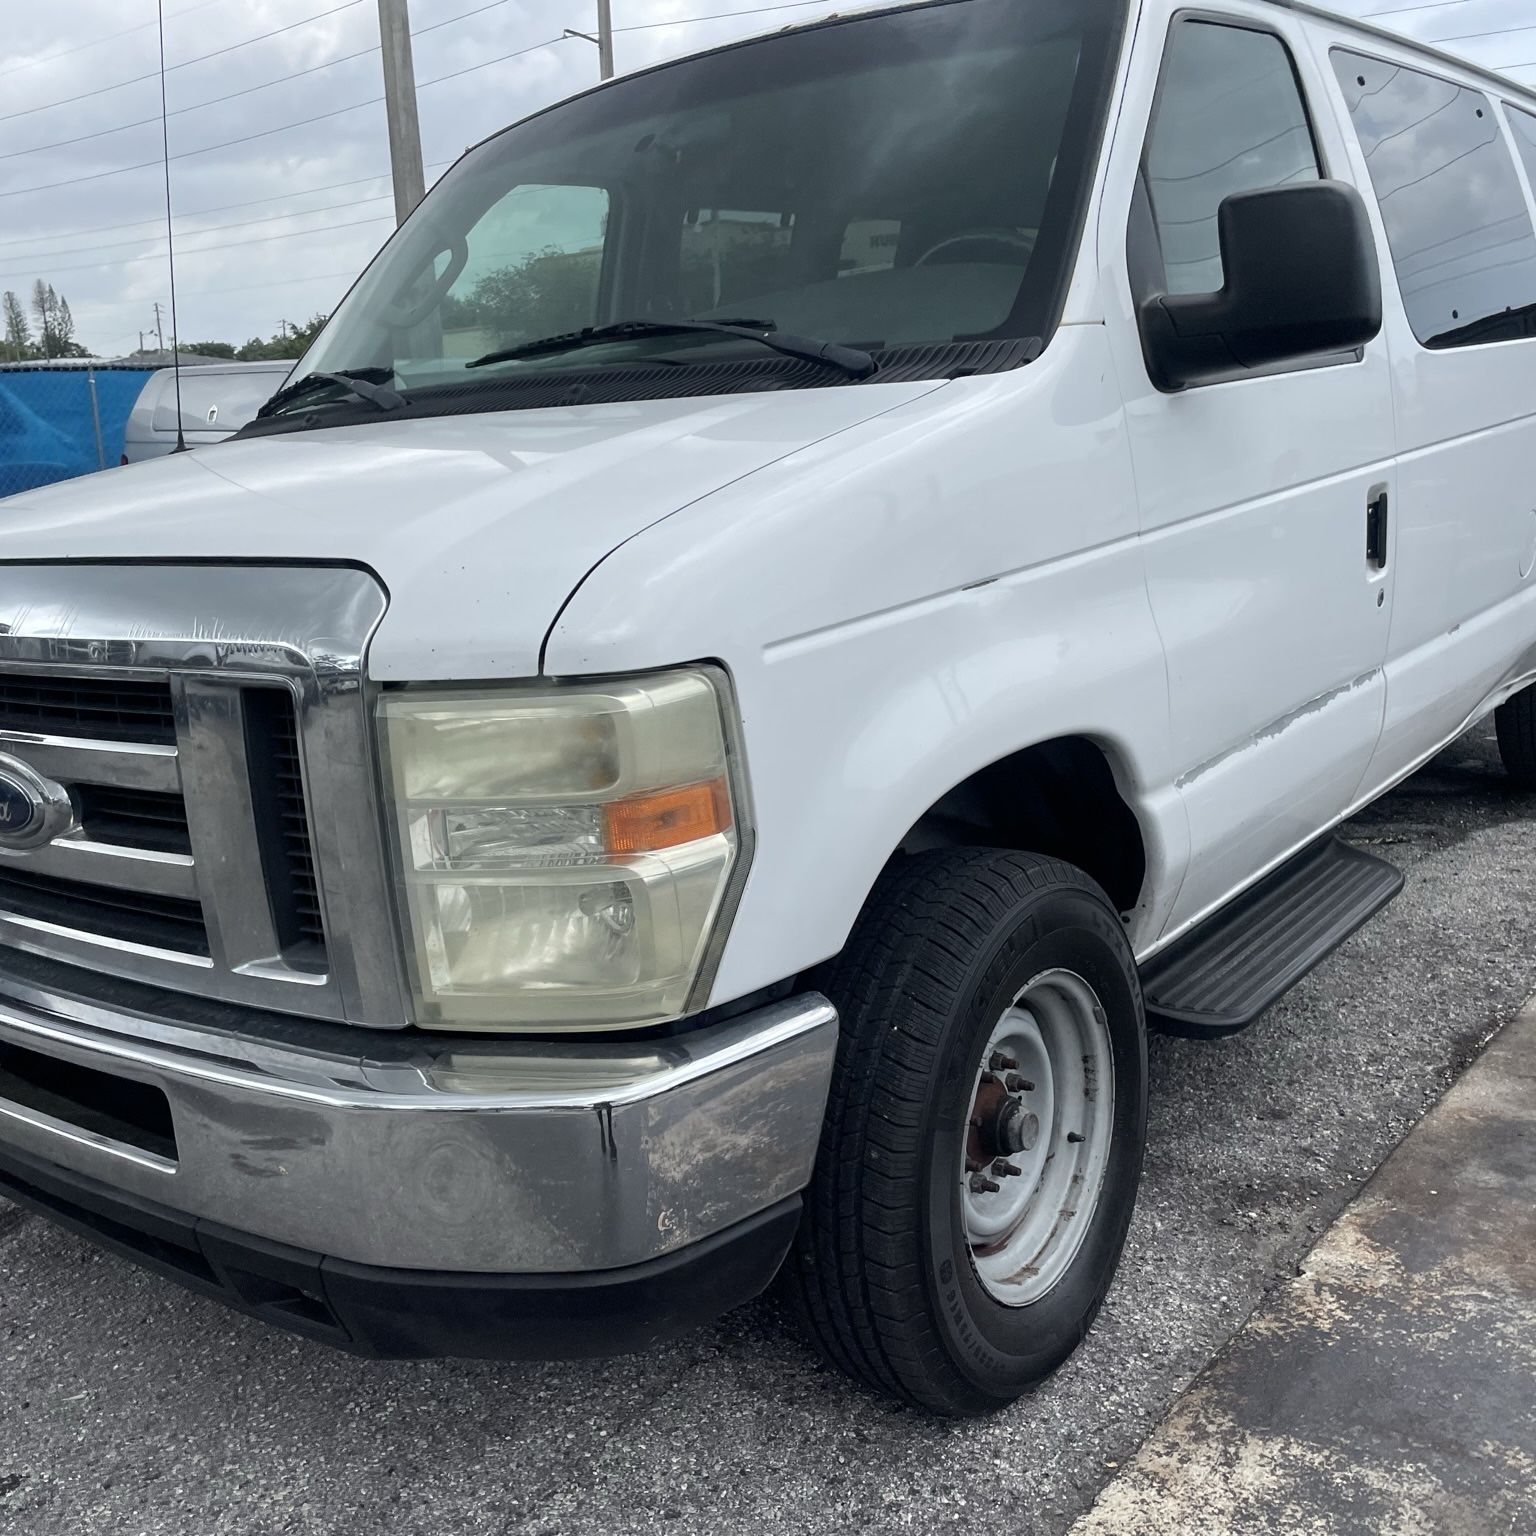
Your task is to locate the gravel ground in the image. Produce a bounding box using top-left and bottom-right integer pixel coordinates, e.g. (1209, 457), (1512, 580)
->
(3, 724), (1535, 1536)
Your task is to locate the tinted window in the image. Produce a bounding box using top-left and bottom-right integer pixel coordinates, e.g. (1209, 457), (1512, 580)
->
(678, 208), (796, 314)
(1143, 23), (1321, 296)
(439, 183), (609, 359)
(1335, 53), (1536, 348)
(1509, 103), (1536, 192)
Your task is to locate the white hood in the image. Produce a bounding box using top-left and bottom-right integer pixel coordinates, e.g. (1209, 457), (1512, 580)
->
(0, 385), (938, 679)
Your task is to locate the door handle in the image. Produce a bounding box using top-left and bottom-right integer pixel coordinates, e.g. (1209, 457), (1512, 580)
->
(1366, 487), (1389, 570)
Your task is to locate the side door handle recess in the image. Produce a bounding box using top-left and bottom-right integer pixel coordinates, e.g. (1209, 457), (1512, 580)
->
(1366, 486), (1390, 570)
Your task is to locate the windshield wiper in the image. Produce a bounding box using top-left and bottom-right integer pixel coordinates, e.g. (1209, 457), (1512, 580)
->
(258, 367), (404, 419)
(467, 318), (878, 379)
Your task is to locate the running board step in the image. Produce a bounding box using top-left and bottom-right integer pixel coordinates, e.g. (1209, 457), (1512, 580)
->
(1141, 836), (1404, 1039)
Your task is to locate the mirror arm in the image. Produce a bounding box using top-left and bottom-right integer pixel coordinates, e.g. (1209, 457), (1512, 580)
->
(1139, 293), (1243, 392)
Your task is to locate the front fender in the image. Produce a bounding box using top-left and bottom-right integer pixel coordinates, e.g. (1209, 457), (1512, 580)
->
(543, 332), (1190, 1002)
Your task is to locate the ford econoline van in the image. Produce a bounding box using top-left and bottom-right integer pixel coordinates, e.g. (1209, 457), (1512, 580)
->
(1, 0), (1534, 1415)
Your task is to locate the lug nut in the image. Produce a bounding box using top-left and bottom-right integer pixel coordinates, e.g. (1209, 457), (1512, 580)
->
(969, 1173), (1001, 1195)
(989, 1052), (1019, 1073)
(965, 1155), (986, 1174)
(1005, 1073), (1035, 1094)
(993, 1159), (1022, 1178)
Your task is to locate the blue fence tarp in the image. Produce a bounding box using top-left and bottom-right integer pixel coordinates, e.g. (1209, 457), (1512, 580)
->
(0, 367), (154, 499)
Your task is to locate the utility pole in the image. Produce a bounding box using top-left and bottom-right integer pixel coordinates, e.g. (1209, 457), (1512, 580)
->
(565, 1), (615, 81)
(597, 0), (614, 81)
(376, 0), (426, 225)
(152, 302), (166, 354)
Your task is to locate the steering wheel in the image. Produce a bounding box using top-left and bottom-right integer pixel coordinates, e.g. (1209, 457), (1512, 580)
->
(914, 228), (1037, 267)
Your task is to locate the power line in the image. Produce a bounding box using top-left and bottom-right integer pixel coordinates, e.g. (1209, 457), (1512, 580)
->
(2, 0), (518, 165)
(613, 0), (839, 34)
(81, 269), (367, 320)
(0, 213), (393, 286)
(0, 167), (455, 252)
(0, 0), (857, 223)
(2, 0), (520, 139)
(5, 197), (397, 265)
(0, 0), (226, 82)
(0, 0), (368, 125)
(0, 46), (380, 163)
(0, 31), (562, 204)
(6, 171), (550, 277)
(1360, 1), (1471, 17)
(190, 269), (364, 300)
(1431, 22), (1536, 47)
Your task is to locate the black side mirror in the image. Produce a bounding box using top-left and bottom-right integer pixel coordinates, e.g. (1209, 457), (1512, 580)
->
(1140, 179), (1383, 391)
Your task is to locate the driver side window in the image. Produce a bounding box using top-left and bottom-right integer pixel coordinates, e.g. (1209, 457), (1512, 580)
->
(1142, 22), (1323, 296)
(439, 183), (610, 359)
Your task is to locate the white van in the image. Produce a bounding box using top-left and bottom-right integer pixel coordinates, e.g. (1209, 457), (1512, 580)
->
(120, 359), (294, 462)
(0, 0), (1534, 1415)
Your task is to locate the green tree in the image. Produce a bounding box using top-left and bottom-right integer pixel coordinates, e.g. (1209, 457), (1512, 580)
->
(22, 282), (88, 358)
(30, 279), (52, 358)
(442, 248), (602, 349)
(1, 291), (30, 360)
(54, 294), (75, 355)
(234, 313), (327, 361)
(178, 340), (237, 360)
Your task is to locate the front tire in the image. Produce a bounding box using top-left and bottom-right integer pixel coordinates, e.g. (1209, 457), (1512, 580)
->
(1495, 683), (1536, 789)
(791, 849), (1147, 1415)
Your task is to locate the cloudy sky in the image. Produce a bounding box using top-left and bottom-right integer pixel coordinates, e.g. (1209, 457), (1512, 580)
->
(1, 0), (1532, 357)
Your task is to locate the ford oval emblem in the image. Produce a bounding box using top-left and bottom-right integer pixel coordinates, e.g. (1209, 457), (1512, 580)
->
(0, 753), (74, 851)
(0, 771), (38, 838)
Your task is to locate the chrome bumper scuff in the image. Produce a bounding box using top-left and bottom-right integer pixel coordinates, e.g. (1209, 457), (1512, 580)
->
(0, 985), (837, 1274)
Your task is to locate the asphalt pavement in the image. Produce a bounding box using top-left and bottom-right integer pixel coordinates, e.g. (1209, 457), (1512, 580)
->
(3, 723), (1536, 1536)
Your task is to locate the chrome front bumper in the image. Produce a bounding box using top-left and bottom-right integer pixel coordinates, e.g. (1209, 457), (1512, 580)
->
(0, 975), (837, 1275)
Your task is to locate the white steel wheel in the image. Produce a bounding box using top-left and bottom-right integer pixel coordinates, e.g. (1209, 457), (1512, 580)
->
(791, 847), (1147, 1415)
(959, 968), (1116, 1307)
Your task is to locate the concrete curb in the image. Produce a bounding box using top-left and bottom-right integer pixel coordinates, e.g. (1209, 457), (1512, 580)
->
(1071, 1000), (1536, 1535)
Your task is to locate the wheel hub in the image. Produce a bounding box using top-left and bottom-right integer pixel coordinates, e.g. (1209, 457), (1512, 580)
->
(967, 1083), (1040, 1165)
(958, 969), (1116, 1307)
(997, 1099), (1041, 1156)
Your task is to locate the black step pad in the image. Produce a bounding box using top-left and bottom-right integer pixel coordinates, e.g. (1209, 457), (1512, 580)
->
(1141, 836), (1404, 1039)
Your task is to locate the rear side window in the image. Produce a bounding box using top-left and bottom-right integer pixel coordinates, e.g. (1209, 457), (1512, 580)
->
(1142, 22), (1322, 296)
(1509, 104), (1536, 192)
(1334, 52), (1536, 348)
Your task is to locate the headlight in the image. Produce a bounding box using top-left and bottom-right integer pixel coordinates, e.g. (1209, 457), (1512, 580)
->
(377, 667), (747, 1031)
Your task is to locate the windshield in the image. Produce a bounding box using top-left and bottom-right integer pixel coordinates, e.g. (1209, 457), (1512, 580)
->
(261, 0), (1124, 429)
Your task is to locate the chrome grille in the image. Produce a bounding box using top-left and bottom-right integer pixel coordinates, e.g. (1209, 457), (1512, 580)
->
(242, 687), (326, 969)
(0, 674), (178, 744)
(0, 866), (210, 955)
(0, 566), (406, 1027)
(74, 783), (192, 856)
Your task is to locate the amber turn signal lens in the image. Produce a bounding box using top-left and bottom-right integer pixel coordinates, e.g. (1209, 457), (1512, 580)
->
(603, 778), (732, 854)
